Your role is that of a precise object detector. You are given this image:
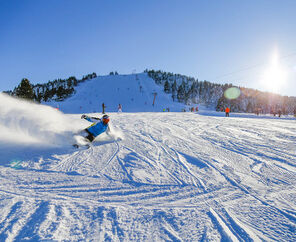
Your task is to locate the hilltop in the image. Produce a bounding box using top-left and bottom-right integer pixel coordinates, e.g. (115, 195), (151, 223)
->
(44, 73), (188, 113)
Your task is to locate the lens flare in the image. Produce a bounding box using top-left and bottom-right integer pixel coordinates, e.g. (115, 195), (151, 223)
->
(224, 87), (241, 100)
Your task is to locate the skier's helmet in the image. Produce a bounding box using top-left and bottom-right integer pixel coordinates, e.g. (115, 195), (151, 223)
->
(102, 114), (110, 124)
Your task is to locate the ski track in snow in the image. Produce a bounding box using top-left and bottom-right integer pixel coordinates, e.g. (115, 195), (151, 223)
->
(0, 112), (296, 241)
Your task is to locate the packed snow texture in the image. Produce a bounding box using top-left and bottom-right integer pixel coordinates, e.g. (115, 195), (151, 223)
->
(0, 76), (296, 241)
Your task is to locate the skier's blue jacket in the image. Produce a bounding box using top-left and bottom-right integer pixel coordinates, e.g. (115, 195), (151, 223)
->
(85, 117), (108, 137)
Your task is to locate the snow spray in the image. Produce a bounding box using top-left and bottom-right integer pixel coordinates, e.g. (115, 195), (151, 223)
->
(94, 121), (124, 143)
(0, 93), (81, 146)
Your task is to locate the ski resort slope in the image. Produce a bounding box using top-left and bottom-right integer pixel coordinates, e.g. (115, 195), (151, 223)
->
(47, 73), (187, 113)
(0, 107), (295, 240)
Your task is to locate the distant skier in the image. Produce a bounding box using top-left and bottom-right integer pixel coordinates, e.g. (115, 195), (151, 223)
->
(225, 107), (230, 117)
(102, 103), (106, 114)
(255, 108), (260, 116)
(74, 114), (110, 147)
(118, 104), (122, 113)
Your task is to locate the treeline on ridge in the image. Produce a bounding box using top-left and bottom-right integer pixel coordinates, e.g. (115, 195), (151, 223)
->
(145, 69), (296, 115)
(4, 72), (98, 102)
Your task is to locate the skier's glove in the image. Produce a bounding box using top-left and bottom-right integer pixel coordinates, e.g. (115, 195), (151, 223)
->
(81, 114), (87, 119)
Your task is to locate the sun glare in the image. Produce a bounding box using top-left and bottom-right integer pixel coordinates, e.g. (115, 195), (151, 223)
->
(260, 50), (288, 93)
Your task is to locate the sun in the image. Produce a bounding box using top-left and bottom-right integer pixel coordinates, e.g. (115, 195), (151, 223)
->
(260, 50), (288, 93)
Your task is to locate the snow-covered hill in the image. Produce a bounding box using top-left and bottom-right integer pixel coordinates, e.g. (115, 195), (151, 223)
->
(45, 73), (188, 113)
(0, 86), (295, 240)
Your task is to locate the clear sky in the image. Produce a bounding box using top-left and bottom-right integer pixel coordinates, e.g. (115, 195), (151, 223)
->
(1, 0), (296, 96)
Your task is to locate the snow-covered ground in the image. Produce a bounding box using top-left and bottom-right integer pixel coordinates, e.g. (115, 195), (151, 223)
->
(0, 74), (295, 241)
(46, 73), (188, 113)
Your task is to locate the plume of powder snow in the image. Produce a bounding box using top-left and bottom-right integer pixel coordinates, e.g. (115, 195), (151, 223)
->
(0, 93), (82, 146)
(94, 121), (124, 143)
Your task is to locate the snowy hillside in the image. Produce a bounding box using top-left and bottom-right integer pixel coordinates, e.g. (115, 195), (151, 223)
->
(0, 91), (296, 241)
(45, 73), (187, 113)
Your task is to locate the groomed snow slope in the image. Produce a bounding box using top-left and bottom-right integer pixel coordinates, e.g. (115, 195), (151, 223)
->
(46, 73), (187, 113)
(0, 98), (295, 240)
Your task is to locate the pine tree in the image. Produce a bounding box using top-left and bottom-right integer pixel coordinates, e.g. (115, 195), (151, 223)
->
(171, 80), (177, 101)
(57, 86), (66, 100)
(15, 78), (34, 100)
(164, 80), (171, 93)
(177, 82), (186, 102)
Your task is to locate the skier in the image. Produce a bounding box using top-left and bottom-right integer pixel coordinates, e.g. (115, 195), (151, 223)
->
(118, 104), (122, 113)
(271, 108), (275, 116)
(102, 103), (106, 114)
(225, 107), (230, 117)
(255, 108), (260, 116)
(74, 114), (110, 147)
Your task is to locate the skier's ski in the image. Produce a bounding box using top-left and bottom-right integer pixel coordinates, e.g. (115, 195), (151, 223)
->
(72, 143), (91, 149)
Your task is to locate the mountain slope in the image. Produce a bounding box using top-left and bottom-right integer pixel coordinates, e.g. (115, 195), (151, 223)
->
(46, 73), (187, 113)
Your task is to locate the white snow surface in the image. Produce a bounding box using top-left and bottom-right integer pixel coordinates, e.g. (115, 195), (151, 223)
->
(0, 74), (296, 241)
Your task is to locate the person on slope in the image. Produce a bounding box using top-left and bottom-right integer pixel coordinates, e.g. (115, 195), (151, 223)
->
(80, 114), (110, 142)
(118, 104), (122, 113)
(225, 107), (230, 117)
(102, 103), (106, 114)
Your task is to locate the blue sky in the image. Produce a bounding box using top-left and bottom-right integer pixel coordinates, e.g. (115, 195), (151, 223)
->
(1, 0), (296, 96)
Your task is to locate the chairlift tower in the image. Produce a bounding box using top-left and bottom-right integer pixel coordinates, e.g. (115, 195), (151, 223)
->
(152, 92), (157, 106)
